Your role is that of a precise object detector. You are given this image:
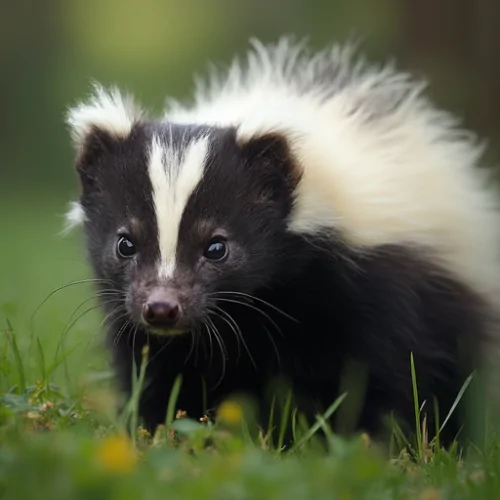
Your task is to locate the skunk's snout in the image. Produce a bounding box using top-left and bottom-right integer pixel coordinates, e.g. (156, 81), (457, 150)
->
(142, 288), (182, 329)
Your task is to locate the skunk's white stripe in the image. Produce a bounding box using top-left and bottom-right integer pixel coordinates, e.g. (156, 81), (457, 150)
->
(148, 135), (208, 279)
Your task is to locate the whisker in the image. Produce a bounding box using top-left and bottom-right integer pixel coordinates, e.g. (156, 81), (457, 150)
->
(58, 298), (123, 348)
(185, 329), (197, 365)
(147, 334), (175, 365)
(53, 283), (125, 361)
(208, 308), (241, 364)
(61, 289), (123, 326)
(263, 324), (282, 368)
(210, 291), (298, 323)
(88, 307), (129, 352)
(212, 300), (282, 368)
(206, 316), (227, 389)
(215, 298), (284, 338)
(220, 306), (257, 369)
(90, 289), (126, 297)
(193, 325), (201, 365)
(30, 278), (115, 325)
(213, 306), (257, 370)
(202, 319), (215, 368)
(54, 299), (124, 368)
(54, 294), (105, 360)
(131, 322), (139, 358)
(112, 312), (134, 349)
(207, 316), (227, 360)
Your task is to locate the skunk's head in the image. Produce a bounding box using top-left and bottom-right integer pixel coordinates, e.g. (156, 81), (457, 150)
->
(65, 86), (300, 335)
(66, 38), (500, 337)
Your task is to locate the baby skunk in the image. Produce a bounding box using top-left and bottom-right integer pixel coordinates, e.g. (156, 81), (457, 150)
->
(65, 38), (500, 445)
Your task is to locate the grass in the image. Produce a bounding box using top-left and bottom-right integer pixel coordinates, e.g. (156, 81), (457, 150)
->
(2, 192), (500, 499)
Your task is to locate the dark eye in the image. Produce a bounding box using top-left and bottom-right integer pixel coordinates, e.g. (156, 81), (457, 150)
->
(117, 236), (136, 258)
(203, 238), (229, 262)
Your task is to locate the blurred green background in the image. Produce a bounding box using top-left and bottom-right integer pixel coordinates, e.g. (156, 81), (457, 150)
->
(1, 0), (499, 383)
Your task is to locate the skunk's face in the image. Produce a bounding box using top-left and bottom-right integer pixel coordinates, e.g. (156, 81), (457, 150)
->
(74, 122), (299, 335)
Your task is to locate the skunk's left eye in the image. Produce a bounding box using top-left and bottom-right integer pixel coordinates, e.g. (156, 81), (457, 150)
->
(203, 238), (229, 262)
(117, 236), (136, 258)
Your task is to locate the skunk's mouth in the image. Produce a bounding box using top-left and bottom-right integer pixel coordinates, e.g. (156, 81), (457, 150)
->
(147, 326), (189, 336)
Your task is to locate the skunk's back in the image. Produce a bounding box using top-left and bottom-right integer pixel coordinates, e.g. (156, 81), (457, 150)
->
(164, 38), (500, 322)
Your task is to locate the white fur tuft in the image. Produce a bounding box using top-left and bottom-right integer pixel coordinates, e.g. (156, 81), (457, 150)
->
(66, 82), (144, 147)
(62, 201), (87, 234)
(164, 37), (500, 308)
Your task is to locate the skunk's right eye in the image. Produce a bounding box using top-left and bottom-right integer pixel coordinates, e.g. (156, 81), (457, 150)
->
(117, 236), (136, 258)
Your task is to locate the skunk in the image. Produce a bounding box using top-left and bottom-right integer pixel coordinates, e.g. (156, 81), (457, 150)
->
(65, 38), (500, 445)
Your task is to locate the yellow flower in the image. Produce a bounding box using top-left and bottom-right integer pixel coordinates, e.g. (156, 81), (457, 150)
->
(420, 488), (441, 500)
(96, 434), (137, 474)
(175, 409), (187, 419)
(360, 432), (371, 448)
(217, 401), (243, 425)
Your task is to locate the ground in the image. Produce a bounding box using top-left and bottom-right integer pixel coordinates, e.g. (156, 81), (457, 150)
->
(1, 193), (500, 500)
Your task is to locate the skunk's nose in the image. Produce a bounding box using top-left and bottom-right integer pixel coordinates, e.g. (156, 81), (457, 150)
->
(143, 300), (181, 328)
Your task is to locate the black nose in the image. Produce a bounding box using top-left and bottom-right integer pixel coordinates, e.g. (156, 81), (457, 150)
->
(143, 300), (181, 328)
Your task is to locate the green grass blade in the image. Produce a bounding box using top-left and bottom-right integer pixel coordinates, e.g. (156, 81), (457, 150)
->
(36, 337), (46, 382)
(439, 372), (474, 434)
(410, 352), (423, 460)
(276, 389), (293, 453)
(165, 374), (183, 429)
(125, 345), (150, 445)
(390, 414), (416, 457)
(316, 413), (334, 444)
(291, 407), (298, 444)
(291, 392), (347, 453)
(4, 320), (26, 394)
(44, 342), (81, 380)
(266, 394), (277, 446)
(433, 396), (440, 452)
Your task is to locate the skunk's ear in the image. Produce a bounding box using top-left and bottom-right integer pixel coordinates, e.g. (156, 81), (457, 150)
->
(66, 83), (144, 188)
(239, 132), (302, 204)
(240, 133), (294, 171)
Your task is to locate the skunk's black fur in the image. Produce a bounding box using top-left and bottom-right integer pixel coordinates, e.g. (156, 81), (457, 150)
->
(65, 39), (500, 447)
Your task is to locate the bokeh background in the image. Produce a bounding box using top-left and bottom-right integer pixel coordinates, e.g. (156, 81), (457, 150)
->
(1, 0), (499, 382)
